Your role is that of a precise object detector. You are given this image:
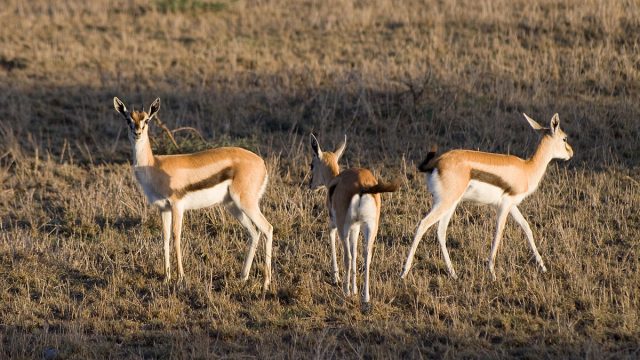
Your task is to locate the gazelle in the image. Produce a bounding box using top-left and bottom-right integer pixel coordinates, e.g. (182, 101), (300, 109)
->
(401, 113), (573, 280)
(113, 97), (273, 290)
(310, 134), (399, 304)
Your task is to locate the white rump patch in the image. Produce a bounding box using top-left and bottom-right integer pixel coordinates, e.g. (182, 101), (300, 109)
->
(346, 193), (378, 224)
(427, 169), (443, 204)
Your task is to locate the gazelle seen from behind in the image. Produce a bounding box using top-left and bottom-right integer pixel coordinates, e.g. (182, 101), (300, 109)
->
(113, 97), (273, 291)
(401, 113), (573, 280)
(310, 134), (399, 304)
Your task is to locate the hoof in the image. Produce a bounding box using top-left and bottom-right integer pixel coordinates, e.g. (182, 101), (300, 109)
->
(262, 280), (270, 295)
(400, 269), (409, 279)
(342, 284), (351, 295)
(361, 301), (373, 314)
(333, 274), (341, 286)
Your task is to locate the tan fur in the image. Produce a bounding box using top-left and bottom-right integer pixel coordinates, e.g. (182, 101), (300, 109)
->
(402, 113), (574, 281)
(130, 111), (147, 124)
(114, 97), (273, 290)
(430, 133), (573, 198)
(310, 135), (398, 304)
(136, 147), (267, 206)
(328, 168), (382, 235)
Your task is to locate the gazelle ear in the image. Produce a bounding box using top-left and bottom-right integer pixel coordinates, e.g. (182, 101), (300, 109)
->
(114, 97), (128, 117)
(549, 113), (560, 134)
(310, 133), (322, 158)
(523, 113), (548, 131)
(334, 134), (347, 161)
(148, 98), (160, 120)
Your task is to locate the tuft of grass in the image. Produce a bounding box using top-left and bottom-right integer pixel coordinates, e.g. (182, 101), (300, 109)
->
(154, 0), (229, 14)
(0, 0), (639, 358)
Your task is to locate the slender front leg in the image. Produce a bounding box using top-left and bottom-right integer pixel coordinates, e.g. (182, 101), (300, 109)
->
(488, 199), (513, 280)
(329, 226), (340, 285)
(161, 210), (172, 281)
(171, 204), (185, 282)
(362, 221), (378, 304)
(349, 224), (361, 296)
(510, 206), (547, 272)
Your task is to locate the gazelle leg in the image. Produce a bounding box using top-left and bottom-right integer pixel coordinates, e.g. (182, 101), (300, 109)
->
(510, 206), (547, 272)
(329, 225), (340, 285)
(437, 206), (458, 279)
(488, 199), (513, 280)
(401, 203), (449, 278)
(226, 203), (261, 282)
(362, 221), (378, 304)
(340, 224), (352, 296)
(171, 204), (185, 282)
(240, 203), (274, 291)
(161, 210), (172, 282)
(349, 223), (361, 296)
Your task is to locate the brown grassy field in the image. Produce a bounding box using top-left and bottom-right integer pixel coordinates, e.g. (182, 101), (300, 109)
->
(1, 0), (639, 358)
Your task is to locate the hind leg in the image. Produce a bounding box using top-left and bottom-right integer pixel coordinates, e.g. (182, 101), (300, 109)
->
(230, 172), (273, 290)
(349, 223), (361, 296)
(339, 224), (352, 296)
(401, 172), (466, 279)
(401, 202), (450, 278)
(362, 220), (378, 304)
(240, 204), (274, 291)
(437, 206), (458, 278)
(226, 202), (261, 282)
(329, 224), (340, 285)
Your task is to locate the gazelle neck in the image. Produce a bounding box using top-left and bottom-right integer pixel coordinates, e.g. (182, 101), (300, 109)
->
(324, 160), (340, 186)
(526, 135), (554, 187)
(131, 133), (155, 167)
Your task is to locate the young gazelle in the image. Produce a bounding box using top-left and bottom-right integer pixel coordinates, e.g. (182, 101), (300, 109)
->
(113, 97), (273, 290)
(310, 134), (399, 304)
(401, 113), (573, 280)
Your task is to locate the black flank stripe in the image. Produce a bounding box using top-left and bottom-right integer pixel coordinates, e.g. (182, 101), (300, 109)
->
(470, 169), (515, 195)
(176, 167), (234, 198)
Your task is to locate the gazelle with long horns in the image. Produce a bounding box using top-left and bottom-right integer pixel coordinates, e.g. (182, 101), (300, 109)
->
(401, 113), (573, 280)
(310, 134), (399, 304)
(113, 97), (273, 290)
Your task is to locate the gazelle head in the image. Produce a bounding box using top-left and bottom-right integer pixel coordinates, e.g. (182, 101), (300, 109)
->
(309, 134), (346, 190)
(113, 97), (160, 143)
(523, 113), (573, 161)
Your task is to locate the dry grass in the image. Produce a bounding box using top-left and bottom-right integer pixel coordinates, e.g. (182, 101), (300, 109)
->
(1, 0), (639, 358)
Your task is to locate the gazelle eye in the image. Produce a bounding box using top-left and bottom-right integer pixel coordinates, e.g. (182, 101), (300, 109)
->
(563, 137), (567, 142)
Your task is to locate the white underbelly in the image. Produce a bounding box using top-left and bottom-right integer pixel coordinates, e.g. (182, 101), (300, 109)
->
(180, 180), (232, 210)
(462, 180), (505, 206)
